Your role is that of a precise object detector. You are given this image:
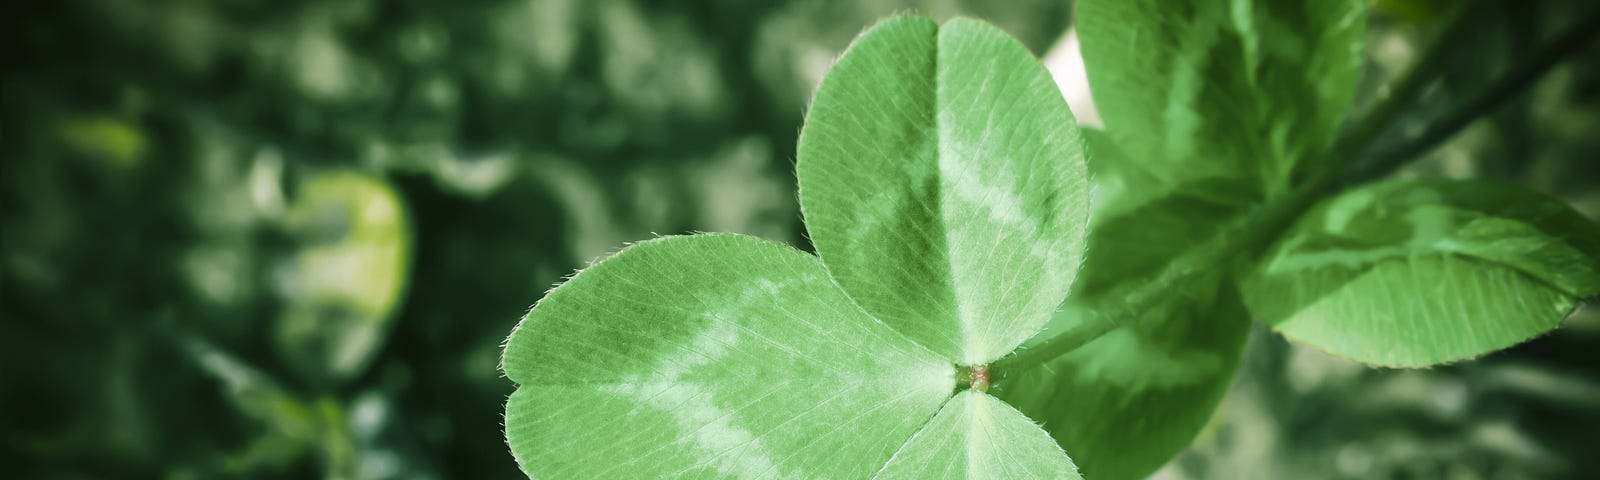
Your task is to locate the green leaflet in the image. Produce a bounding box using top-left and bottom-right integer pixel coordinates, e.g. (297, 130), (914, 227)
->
(1077, 0), (1366, 199)
(1242, 178), (1600, 367)
(503, 234), (955, 478)
(995, 131), (1252, 480)
(796, 17), (1091, 365)
(876, 391), (1082, 479)
(504, 16), (1090, 479)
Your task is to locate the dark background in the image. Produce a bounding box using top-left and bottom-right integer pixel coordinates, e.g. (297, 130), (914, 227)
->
(3, 0), (1598, 478)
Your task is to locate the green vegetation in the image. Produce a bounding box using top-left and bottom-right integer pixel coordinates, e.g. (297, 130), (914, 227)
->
(504, 3), (1600, 479)
(5, 0), (1600, 478)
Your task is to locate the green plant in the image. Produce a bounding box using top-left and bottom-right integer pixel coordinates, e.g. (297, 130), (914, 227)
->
(500, 2), (1600, 478)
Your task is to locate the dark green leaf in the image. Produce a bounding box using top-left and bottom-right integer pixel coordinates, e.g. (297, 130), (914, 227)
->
(1077, 0), (1367, 197)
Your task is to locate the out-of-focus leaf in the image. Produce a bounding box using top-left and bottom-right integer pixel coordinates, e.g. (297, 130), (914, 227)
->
(1077, 0), (1367, 198)
(57, 116), (146, 170)
(876, 390), (1082, 479)
(1242, 178), (1600, 366)
(182, 337), (318, 469)
(277, 171), (412, 383)
(501, 234), (955, 478)
(796, 16), (1090, 365)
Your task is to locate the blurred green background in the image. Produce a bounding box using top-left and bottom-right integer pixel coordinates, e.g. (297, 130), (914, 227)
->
(2, 0), (1598, 478)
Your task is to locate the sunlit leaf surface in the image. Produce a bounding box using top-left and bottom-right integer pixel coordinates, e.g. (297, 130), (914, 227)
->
(502, 234), (955, 478)
(797, 17), (1090, 365)
(1243, 179), (1600, 366)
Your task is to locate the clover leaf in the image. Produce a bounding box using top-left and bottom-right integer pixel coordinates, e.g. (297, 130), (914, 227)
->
(797, 16), (1090, 366)
(1077, 0), (1367, 201)
(1242, 178), (1600, 366)
(502, 16), (1090, 479)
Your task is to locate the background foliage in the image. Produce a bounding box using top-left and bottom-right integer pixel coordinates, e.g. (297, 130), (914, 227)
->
(3, 0), (1599, 478)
